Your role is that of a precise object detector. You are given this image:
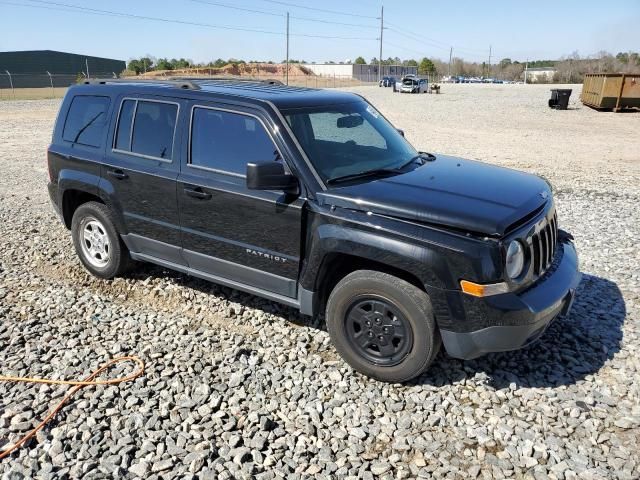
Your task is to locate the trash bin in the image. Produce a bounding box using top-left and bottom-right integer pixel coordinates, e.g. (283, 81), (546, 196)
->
(548, 89), (572, 110)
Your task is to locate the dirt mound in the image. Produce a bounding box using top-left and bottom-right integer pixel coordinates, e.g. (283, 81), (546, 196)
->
(140, 63), (312, 79)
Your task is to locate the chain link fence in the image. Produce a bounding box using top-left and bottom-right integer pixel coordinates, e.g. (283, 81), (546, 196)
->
(0, 71), (445, 100)
(0, 72), (118, 100)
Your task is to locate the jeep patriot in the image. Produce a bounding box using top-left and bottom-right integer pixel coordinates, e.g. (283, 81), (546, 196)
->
(47, 78), (581, 382)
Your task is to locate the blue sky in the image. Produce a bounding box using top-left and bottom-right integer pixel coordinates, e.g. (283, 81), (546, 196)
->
(0, 0), (638, 64)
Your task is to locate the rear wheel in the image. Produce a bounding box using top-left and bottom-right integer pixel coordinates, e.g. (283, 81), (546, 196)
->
(71, 201), (131, 279)
(326, 270), (440, 382)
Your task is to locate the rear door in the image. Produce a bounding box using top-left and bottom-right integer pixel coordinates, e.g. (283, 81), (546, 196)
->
(176, 101), (304, 298)
(103, 95), (185, 265)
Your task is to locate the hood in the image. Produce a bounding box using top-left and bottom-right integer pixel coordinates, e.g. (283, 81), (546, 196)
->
(317, 155), (551, 236)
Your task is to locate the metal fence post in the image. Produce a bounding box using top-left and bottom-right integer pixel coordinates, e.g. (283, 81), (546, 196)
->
(46, 71), (54, 97)
(5, 70), (14, 99)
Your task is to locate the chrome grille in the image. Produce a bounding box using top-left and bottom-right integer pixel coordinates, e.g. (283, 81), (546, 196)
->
(531, 212), (558, 275)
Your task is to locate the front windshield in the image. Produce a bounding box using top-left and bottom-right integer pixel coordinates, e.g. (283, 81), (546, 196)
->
(281, 101), (418, 185)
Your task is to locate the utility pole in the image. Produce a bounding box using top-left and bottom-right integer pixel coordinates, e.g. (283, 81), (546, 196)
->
(524, 59), (528, 84)
(448, 47), (452, 77)
(285, 12), (289, 85)
(487, 45), (492, 78)
(85, 58), (90, 79)
(378, 5), (383, 84)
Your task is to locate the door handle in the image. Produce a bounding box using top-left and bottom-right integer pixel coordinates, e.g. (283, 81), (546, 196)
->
(107, 169), (128, 180)
(184, 186), (212, 200)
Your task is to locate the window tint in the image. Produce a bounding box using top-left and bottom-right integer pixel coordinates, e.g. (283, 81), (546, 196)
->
(130, 101), (178, 160)
(190, 108), (280, 174)
(114, 99), (136, 151)
(62, 95), (110, 147)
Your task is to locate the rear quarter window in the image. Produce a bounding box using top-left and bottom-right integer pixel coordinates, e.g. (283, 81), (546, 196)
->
(62, 95), (111, 147)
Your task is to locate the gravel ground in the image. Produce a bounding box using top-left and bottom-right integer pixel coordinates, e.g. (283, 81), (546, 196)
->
(1, 85), (639, 479)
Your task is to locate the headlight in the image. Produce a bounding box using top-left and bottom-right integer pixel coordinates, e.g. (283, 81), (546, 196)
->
(505, 240), (525, 279)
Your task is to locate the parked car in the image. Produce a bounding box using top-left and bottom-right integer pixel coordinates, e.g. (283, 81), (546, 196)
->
(379, 76), (396, 87)
(398, 75), (428, 93)
(47, 78), (581, 382)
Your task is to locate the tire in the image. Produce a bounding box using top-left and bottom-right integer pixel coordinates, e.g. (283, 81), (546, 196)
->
(71, 201), (131, 279)
(326, 270), (441, 382)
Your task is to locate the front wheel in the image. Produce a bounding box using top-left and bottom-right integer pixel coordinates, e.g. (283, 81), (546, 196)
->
(326, 270), (441, 382)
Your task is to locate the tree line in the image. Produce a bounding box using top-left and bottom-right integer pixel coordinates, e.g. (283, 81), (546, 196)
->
(126, 51), (639, 82)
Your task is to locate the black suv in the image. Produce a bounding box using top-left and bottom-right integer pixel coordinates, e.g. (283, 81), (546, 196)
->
(47, 78), (581, 382)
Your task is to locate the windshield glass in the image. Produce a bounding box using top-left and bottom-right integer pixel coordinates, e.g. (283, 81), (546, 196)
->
(282, 101), (417, 185)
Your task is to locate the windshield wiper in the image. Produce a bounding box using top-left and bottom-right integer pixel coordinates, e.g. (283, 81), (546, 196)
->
(73, 111), (104, 144)
(326, 168), (401, 185)
(327, 153), (435, 186)
(395, 152), (436, 170)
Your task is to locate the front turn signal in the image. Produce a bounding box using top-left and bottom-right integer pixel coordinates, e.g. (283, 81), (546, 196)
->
(460, 280), (510, 297)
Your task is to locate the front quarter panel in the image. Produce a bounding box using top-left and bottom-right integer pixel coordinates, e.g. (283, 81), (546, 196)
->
(300, 204), (502, 294)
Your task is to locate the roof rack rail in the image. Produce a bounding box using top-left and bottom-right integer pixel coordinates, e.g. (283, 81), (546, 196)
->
(83, 78), (201, 90)
(168, 76), (284, 86)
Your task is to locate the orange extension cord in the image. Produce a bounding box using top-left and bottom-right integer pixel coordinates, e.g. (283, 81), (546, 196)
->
(0, 356), (145, 460)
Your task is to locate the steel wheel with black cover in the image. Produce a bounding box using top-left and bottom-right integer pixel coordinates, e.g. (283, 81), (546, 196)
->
(326, 270), (441, 382)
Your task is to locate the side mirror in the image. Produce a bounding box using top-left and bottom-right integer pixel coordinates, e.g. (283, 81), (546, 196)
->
(397, 128), (405, 137)
(246, 161), (299, 195)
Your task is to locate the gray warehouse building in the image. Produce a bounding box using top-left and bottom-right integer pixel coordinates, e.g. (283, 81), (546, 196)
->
(0, 50), (125, 88)
(305, 63), (418, 82)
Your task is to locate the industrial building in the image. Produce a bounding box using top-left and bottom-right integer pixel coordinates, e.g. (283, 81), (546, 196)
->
(0, 50), (125, 88)
(305, 63), (417, 82)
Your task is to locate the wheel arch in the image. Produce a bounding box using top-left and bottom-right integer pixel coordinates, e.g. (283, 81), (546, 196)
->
(58, 169), (125, 232)
(314, 252), (427, 315)
(61, 189), (104, 229)
(302, 224), (450, 317)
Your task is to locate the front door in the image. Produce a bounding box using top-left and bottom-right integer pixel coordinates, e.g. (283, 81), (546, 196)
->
(177, 102), (304, 298)
(103, 96), (185, 265)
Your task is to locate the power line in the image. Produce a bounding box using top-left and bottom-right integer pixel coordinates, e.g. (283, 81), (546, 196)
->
(188, 0), (281, 18)
(385, 23), (450, 49)
(383, 40), (426, 58)
(255, 0), (379, 19)
(0, 0), (91, 14)
(386, 22), (492, 56)
(188, 0), (378, 29)
(18, 0), (376, 40)
(385, 27), (450, 52)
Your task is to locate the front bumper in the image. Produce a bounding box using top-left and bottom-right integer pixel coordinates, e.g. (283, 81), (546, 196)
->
(440, 241), (581, 360)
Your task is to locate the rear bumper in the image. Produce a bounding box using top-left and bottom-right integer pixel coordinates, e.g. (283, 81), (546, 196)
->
(440, 241), (581, 360)
(48, 181), (63, 220)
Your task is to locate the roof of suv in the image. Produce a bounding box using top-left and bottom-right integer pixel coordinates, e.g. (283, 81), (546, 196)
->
(77, 78), (362, 109)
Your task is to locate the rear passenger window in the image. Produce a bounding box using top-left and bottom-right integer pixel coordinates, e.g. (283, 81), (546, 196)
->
(190, 107), (280, 174)
(114, 99), (178, 160)
(62, 95), (110, 147)
(114, 100), (135, 151)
